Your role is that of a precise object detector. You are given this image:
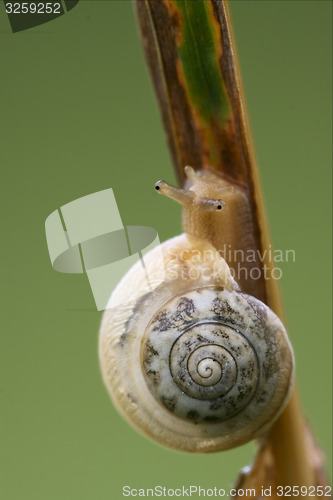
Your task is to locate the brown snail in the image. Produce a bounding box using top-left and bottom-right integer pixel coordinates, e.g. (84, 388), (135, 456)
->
(99, 167), (294, 452)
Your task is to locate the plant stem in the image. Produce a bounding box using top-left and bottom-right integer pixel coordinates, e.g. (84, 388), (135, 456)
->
(270, 390), (315, 487)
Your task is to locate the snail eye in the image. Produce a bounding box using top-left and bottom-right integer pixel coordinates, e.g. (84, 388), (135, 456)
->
(201, 199), (225, 211)
(216, 200), (225, 211)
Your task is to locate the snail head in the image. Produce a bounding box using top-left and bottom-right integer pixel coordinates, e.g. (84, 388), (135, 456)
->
(155, 166), (232, 213)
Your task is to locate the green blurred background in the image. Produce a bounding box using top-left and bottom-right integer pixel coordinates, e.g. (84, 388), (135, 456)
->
(0, 1), (331, 498)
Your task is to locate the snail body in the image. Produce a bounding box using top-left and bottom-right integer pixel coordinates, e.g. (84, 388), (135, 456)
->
(156, 166), (261, 297)
(99, 168), (294, 452)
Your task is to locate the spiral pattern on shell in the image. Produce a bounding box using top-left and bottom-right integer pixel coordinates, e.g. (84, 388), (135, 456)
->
(99, 284), (294, 452)
(143, 315), (258, 422)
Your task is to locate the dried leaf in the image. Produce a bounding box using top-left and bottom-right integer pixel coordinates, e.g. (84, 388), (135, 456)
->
(135, 0), (270, 302)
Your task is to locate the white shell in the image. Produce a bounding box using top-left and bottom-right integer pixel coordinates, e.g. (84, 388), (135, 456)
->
(99, 234), (294, 452)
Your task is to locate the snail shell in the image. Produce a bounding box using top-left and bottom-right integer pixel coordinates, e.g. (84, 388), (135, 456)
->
(99, 234), (294, 452)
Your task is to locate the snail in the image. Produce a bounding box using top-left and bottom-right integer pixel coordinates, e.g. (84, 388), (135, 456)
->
(99, 167), (294, 453)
